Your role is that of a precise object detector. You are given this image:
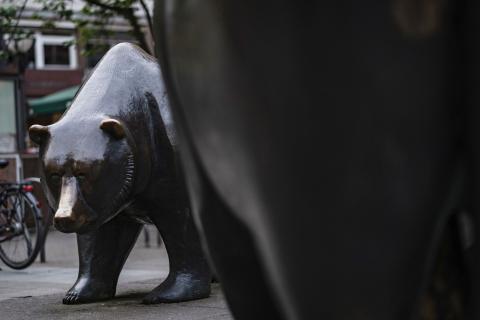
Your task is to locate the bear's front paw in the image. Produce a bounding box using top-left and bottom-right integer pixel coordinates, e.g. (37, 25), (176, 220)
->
(63, 291), (81, 304)
(63, 278), (115, 305)
(142, 273), (211, 304)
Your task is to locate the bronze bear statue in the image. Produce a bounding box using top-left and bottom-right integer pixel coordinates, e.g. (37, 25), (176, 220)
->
(29, 43), (211, 305)
(154, 1), (475, 320)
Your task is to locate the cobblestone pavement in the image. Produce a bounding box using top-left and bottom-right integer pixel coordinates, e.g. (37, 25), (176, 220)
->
(0, 226), (233, 320)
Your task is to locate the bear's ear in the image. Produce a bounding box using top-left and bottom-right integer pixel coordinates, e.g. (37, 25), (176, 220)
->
(100, 118), (125, 140)
(29, 125), (50, 145)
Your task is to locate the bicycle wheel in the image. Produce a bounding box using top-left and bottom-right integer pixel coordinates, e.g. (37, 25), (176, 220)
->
(0, 190), (43, 269)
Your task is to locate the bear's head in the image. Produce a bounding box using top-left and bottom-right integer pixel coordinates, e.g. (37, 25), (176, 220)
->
(28, 117), (135, 233)
(27, 42), (170, 233)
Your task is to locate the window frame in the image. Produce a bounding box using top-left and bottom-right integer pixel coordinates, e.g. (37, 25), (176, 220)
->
(34, 32), (78, 70)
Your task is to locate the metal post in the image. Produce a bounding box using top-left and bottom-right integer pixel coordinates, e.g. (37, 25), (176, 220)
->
(15, 56), (27, 153)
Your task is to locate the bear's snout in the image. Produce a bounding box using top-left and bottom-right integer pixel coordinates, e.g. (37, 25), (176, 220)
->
(54, 209), (87, 233)
(53, 176), (96, 233)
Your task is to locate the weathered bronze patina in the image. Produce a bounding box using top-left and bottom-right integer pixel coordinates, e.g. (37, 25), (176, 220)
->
(154, 1), (473, 319)
(29, 43), (211, 305)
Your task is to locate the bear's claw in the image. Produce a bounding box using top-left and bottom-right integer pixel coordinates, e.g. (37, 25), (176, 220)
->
(62, 282), (115, 305)
(62, 289), (114, 304)
(63, 291), (82, 305)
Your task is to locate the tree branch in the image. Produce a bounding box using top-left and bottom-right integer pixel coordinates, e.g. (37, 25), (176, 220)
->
(5, 0), (28, 51)
(122, 7), (151, 54)
(82, 0), (152, 55)
(14, 0), (28, 31)
(84, 0), (129, 14)
(138, 0), (153, 44)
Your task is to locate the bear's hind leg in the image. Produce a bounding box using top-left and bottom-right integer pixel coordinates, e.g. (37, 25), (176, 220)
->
(143, 206), (211, 304)
(63, 215), (142, 304)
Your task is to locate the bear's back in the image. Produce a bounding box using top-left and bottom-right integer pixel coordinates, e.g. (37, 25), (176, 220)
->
(62, 43), (176, 145)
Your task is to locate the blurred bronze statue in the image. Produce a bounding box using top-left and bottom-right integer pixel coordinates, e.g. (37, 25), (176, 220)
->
(154, 1), (475, 319)
(29, 43), (211, 305)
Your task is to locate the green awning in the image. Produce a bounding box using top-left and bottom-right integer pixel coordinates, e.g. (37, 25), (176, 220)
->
(28, 85), (80, 116)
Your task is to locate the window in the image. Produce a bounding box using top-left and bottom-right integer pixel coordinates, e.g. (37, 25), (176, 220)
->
(44, 44), (70, 66)
(0, 80), (17, 153)
(34, 33), (77, 69)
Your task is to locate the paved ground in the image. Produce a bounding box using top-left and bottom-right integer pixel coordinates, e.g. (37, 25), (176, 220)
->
(0, 226), (233, 320)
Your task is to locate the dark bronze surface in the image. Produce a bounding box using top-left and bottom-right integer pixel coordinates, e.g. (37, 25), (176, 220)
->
(29, 43), (211, 305)
(154, 1), (475, 319)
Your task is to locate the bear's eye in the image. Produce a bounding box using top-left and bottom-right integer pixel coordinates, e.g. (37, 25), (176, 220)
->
(50, 173), (61, 184)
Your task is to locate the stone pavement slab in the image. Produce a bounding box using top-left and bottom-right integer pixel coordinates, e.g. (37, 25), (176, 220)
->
(0, 283), (232, 320)
(0, 227), (233, 319)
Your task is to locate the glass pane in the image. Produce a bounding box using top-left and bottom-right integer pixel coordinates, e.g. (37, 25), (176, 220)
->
(44, 45), (70, 65)
(0, 80), (17, 153)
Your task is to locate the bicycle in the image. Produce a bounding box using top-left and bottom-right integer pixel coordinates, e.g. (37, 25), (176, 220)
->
(0, 159), (45, 269)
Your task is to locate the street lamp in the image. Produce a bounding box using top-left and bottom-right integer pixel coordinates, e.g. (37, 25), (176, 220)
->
(7, 37), (33, 72)
(7, 37), (33, 56)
